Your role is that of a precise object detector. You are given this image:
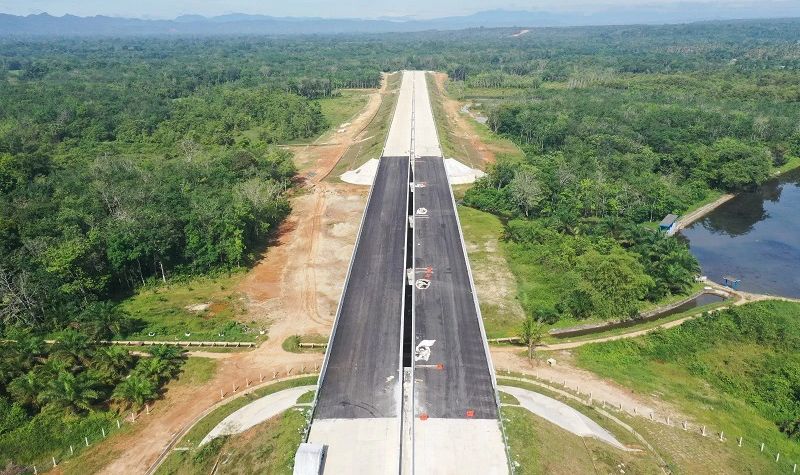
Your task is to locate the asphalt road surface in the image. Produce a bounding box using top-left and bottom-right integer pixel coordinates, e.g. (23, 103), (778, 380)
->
(413, 156), (498, 419)
(314, 156), (409, 419)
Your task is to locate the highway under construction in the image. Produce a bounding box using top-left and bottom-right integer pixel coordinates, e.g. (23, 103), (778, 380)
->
(304, 71), (508, 474)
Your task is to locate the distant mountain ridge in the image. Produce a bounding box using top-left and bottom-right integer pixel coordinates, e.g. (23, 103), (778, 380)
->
(2, 4), (800, 36)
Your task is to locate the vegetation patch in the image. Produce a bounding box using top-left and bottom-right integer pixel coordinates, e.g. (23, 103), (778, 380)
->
(575, 301), (800, 466)
(158, 407), (309, 475)
(332, 72), (401, 178)
(118, 272), (260, 342)
(317, 90), (371, 134)
(157, 376), (317, 473)
(457, 206), (525, 338)
(502, 405), (662, 474)
(281, 334), (328, 353)
(296, 390), (315, 404)
(0, 335), (186, 468)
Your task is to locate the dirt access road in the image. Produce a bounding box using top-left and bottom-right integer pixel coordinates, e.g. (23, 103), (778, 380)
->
(89, 79), (390, 475)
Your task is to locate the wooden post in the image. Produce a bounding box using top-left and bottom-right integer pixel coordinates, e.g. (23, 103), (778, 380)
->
(776, 453), (780, 463)
(117, 419), (121, 429)
(220, 389), (224, 400)
(719, 431), (724, 441)
(702, 426), (706, 436)
(260, 372), (264, 382)
(146, 404), (150, 415)
(761, 442), (765, 453)
(738, 437), (742, 447)
(33, 466), (37, 475)
(85, 436), (89, 446)
(70, 445), (74, 455)
(682, 421), (687, 430)
(52, 457), (57, 467)
(102, 427), (106, 438)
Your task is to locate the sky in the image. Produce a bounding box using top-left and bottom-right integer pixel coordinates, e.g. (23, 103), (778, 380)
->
(0, 0), (791, 20)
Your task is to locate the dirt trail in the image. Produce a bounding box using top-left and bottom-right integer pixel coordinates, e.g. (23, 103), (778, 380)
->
(674, 194), (735, 231)
(431, 72), (495, 168)
(491, 347), (687, 424)
(94, 80), (386, 475)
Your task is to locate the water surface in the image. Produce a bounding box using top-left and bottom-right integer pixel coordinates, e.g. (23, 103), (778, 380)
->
(680, 168), (800, 298)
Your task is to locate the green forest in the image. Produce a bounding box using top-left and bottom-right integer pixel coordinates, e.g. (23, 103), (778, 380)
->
(457, 23), (800, 323)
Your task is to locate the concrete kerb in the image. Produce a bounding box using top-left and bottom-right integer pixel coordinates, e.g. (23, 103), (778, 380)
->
(145, 373), (318, 475)
(401, 91), (414, 474)
(496, 374), (667, 468)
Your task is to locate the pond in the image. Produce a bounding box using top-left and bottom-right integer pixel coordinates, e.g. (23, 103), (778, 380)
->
(679, 168), (800, 298)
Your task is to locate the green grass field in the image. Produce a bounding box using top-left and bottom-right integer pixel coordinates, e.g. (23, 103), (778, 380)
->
(118, 271), (261, 342)
(498, 375), (787, 474)
(158, 408), (309, 475)
(157, 376), (317, 474)
(317, 90), (371, 132)
(502, 404), (662, 474)
(573, 301), (800, 472)
(457, 206), (526, 338)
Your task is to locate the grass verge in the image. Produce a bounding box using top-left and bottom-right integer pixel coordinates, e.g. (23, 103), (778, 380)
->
(330, 72), (401, 179)
(158, 408), (309, 475)
(502, 404), (662, 474)
(457, 206), (525, 339)
(156, 376), (317, 474)
(281, 334), (328, 353)
(573, 301), (800, 472)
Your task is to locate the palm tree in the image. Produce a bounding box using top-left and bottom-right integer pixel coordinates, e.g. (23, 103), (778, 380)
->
(51, 330), (92, 367)
(8, 370), (43, 408)
(79, 302), (133, 340)
(148, 345), (185, 364)
(133, 357), (171, 384)
(91, 346), (134, 383)
(147, 345), (185, 378)
(113, 374), (156, 411)
(39, 370), (100, 413)
(519, 314), (544, 361)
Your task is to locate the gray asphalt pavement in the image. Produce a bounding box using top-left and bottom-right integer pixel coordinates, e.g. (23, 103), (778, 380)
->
(314, 156), (410, 419)
(412, 156), (498, 419)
